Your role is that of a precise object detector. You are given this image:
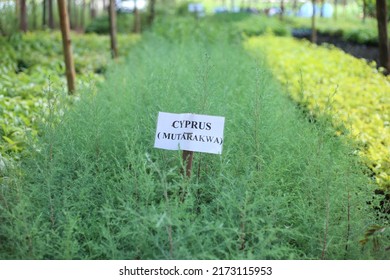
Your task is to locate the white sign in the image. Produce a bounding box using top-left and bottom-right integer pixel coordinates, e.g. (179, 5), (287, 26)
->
(154, 112), (225, 154)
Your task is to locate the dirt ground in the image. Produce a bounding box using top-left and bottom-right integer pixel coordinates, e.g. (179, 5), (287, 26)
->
(292, 29), (380, 66)
(316, 34), (380, 65)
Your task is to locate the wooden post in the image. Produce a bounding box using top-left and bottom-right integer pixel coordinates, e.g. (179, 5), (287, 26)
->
(108, 0), (118, 58)
(58, 0), (76, 94)
(182, 150), (194, 178)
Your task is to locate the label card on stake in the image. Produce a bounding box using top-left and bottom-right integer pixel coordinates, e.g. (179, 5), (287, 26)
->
(154, 112), (225, 154)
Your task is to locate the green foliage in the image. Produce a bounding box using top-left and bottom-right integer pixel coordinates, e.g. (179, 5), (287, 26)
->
(85, 13), (149, 34)
(245, 35), (390, 190)
(151, 15), (241, 44)
(0, 31), (140, 159)
(85, 14), (110, 34)
(0, 21), (387, 259)
(197, 7), (389, 46)
(287, 16), (387, 45)
(359, 225), (389, 250)
(234, 14), (291, 37)
(357, 0), (390, 20)
(0, 2), (17, 36)
(176, 1), (191, 16)
(151, 13), (289, 45)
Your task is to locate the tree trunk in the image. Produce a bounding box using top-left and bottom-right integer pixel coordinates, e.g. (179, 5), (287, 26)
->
(108, 0), (118, 58)
(133, 1), (141, 34)
(320, 0), (324, 17)
(280, 0), (284, 21)
(32, 0), (37, 29)
(362, 0), (367, 23)
(68, 0), (74, 29)
(15, 0), (19, 15)
(90, 0), (97, 19)
(334, 0), (337, 20)
(80, 0), (86, 30)
(15, 0), (20, 27)
(293, 0), (298, 10)
(48, 0), (55, 29)
(311, 0), (317, 43)
(57, 0), (76, 93)
(20, 0), (28, 32)
(148, 0), (156, 26)
(376, 0), (390, 72)
(73, 1), (79, 30)
(230, 0), (235, 11)
(43, 0), (47, 27)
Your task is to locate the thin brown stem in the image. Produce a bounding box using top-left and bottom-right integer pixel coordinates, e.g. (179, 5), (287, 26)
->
(344, 190), (351, 257)
(182, 150), (194, 178)
(321, 199), (330, 260)
(163, 182), (174, 258)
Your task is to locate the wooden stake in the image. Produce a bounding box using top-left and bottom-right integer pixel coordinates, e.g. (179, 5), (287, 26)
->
(58, 0), (76, 94)
(182, 150), (194, 178)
